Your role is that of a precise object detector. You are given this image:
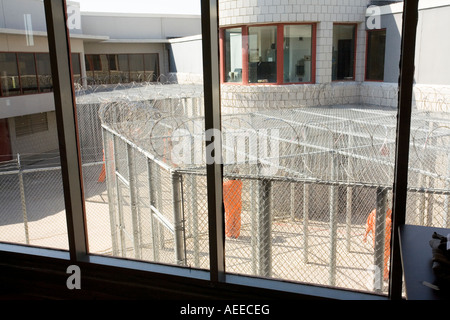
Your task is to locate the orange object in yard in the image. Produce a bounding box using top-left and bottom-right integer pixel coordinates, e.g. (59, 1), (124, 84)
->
(363, 208), (392, 280)
(223, 179), (243, 238)
(98, 150), (106, 183)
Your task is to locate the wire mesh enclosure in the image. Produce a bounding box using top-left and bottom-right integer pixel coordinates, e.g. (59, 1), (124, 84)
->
(92, 81), (450, 293)
(0, 79), (448, 294)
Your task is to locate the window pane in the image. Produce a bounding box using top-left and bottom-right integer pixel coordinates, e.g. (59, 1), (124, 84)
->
(85, 54), (95, 81)
(97, 54), (111, 84)
(284, 25), (313, 83)
(36, 53), (53, 93)
(129, 54), (144, 82)
(406, 1), (450, 229)
(0, 53), (20, 96)
(366, 30), (386, 81)
(143, 53), (159, 82)
(248, 26), (277, 83)
(118, 54), (130, 83)
(224, 28), (242, 83)
(17, 53), (38, 94)
(0, 4), (67, 250)
(332, 24), (356, 81)
(219, 2), (406, 296)
(107, 54), (120, 84)
(70, 1), (207, 269)
(71, 53), (81, 85)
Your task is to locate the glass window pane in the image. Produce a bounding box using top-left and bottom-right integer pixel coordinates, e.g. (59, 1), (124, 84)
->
(224, 28), (242, 83)
(18, 53), (38, 94)
(284, 24), (313, 83)
(248, 26), (277, 83)
(36, 53), (53, 93)
(143, 53), (159, 82)
(107, 54), (120, 84)
(71, 53), (81, 85)
(129, 54), (144, 82)
(366, 30), (386, 81)
(0, 5), (68, 251)
(118, 54), (130, 83)
(69, 1), (207, 270)
(219, 3), (406, 296)
(332, 24), (356, 81)
(0, 53), (20, 96)
(97, 54), (110, 84)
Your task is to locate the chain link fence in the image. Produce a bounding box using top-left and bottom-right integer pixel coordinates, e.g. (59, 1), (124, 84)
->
(0, 79), (449, 295)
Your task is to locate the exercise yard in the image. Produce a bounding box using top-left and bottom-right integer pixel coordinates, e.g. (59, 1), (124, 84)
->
(0, 81), (449, 295)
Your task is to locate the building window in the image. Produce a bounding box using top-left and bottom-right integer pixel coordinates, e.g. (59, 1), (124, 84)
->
(84, 53), (159, 84)
(248, 25), (277, 83)
(15, 113), (48, 137)
(143, 53), (159, 82)
(129, 54), (145, 82)
(221, 24), (315, 85)
(366, 29), (386, 81)
(284, 24), (313, 83)
(224, 28), (243, 83)
(332, 24), (356, 81)
(71, 53), (82, 84)
(17, 53), (39, 94)
(1, 52), (81, 96)
(0, 53), (20, 96)
(36, 53), (53, 93)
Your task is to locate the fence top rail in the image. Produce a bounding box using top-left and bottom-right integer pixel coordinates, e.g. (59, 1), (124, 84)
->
(174, 169), (450, 196)
(102, 124), (174, 173)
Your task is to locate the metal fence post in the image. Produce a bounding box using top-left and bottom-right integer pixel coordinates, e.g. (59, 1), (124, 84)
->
(172, 172), (186, 266)
(147, 159), (160, 261)
(346, 124), (353, 252)
(17, 154), (30, 245)
(303, 183), (309, 263)
(127, 144), (141, 260)
(444, 153), (450, 228)
(190, 174), (200, 268)
(374, 187), (387, 293)
(114, 135), (126, 257)
(102, 129), (119, 256)
(257, 178), (272, 278)
(329, 151), (338, 287)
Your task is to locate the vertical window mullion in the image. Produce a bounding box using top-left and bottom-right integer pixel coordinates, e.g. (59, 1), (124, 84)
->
(276, 24), (283, 85)
(44, 0), (88, 262)
(242, 26), (249, 84)
(201, 0), (225, 283)
(389, 0), (419, 300)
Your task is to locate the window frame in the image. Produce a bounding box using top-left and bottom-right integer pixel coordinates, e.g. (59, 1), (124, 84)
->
(220, 23), (316, 86)
(0, 0), (421, 301)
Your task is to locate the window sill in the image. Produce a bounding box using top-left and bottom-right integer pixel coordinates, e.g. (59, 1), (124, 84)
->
(0, 242), (389, 300)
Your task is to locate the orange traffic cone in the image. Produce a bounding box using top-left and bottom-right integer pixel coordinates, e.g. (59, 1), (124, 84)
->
(223, 179), (243, 238)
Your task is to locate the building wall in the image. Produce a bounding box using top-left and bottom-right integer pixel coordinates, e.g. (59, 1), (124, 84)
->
(168, 35), (203, 80)
(7, 111), (59, 156)
(414, 4), (450, 85)
(81, 13), (201, 40)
